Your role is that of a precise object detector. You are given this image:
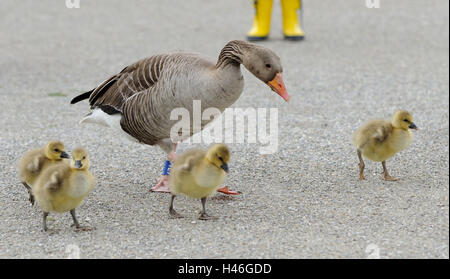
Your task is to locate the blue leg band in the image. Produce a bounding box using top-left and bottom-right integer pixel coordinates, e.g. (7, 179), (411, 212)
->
(162, 160), (172, 175)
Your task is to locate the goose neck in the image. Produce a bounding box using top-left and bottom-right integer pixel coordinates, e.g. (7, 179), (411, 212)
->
(215, 40), (250, 69)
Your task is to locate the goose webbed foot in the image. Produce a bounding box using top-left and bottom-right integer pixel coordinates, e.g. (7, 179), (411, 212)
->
(359, 173), (366, 181)
(150, 175), (171, 193)
(169, 208), (183, 219)
(381, 161), (399, 181)
(46, 228), (61, 235)
(198, 197), (218, 220)
(198, 212), (218, 220)
(71, 224), (95, 232)
(383, 173), (399, 181)
(217, 186), (241, 195)
(169, 195), (183, 218)
(69, 209), (94, 231)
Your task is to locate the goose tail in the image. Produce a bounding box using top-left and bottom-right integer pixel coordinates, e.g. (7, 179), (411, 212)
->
(79, 105), (122, 127)
(70, 89), (94, 104)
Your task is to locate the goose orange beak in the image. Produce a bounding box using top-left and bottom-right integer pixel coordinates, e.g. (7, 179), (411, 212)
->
(267, 73), (290, 102)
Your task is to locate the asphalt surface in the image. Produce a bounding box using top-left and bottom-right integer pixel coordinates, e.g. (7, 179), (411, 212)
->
(0, 0), (448, 258)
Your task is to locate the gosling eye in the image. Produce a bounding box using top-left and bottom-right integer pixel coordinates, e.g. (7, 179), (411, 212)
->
(403, 119), (410, 123)
(82, 156), (86, 160)
(54, 149), (59, 152)
(265, 64), (271, 69)
(218, 156), (224, 162)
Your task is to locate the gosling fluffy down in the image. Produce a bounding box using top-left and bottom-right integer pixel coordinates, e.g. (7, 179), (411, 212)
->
(32, 147), (95, 231)
(18, 141), (69, 205)
(352, 110), (418, 181)
(169, 144), (230, 220)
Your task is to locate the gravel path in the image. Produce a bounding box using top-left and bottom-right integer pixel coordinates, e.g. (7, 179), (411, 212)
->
(0, 0), (448, 258)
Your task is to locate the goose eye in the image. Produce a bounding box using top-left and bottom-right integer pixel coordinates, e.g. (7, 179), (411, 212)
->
(54, 149), (59, 152)
(404, 119), (409, 122)
(82, 156), (86, 160)
(265, 64), (271, 69)
(218, 156), (223, 162)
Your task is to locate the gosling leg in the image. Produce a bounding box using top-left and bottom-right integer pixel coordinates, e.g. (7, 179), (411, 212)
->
(42, 212), (49, 231)
(199, 197), (218, 220)
(70, 209), (94, 231)
(169, 194), (183, 218)
(22, 182), (35, 205)
(382, 161), (399, 181)
(357, 150), (365, 180)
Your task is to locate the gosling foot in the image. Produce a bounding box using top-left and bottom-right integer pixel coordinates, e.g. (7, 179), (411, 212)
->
(45, 228), (60, 235)
(383, 173), (399, 181)
(150, 175), (171, 193)
(199, 212), (218, 221)
(71, 224), (95, 232)
(169, 208), (183, 219)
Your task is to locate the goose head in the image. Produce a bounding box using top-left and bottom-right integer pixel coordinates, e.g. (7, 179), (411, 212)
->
(44, 141), (69, 160)
(218, 40), (290, 102)
(241, 45), (290, 102)
(206, 144), (230, 173)
(392, 110), (418, 131)
(71, 147), (90, 170)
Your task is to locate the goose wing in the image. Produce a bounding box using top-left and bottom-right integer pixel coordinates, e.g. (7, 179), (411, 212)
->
(372, 123), (392, 143)
(44, 164), (70, 192)
(72, 53), (215, 145)
(26, 153), (45, 173)
(353, 120), (393, 149)
(71, 54), (170, 110)
(173, 149), (205, 174)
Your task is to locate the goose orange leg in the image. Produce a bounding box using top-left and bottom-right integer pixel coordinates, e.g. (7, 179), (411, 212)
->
(150, 143), (178, 193)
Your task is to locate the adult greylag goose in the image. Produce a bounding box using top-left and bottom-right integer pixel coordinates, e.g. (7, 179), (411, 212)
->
(70, 40), (289, 194)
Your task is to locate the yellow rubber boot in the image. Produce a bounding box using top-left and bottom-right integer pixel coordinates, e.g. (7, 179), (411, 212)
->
(281, 0), (305, 40)
(247, 0), (273, 41)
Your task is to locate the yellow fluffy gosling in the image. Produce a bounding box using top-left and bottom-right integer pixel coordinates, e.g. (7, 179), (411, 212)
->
(352, 110), (418, 181)
(169, 144), (230, 220)
(18, 141), (69, 205)
(32, 147), (95, 231)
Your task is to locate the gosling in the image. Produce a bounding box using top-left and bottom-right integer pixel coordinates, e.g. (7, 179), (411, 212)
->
(18, 141), (69, 205)
(352, 110), (418, 181)
(169, 144), (230, 220)
(32, 147), (95, 231)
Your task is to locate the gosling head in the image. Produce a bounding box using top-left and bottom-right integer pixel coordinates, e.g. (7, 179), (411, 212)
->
(70, 147), (90, 170)
(238, 41), (290, 102)
(206, 144), (230, 173)
(44, 141), (69, 160)
(392, 110), (418, 131)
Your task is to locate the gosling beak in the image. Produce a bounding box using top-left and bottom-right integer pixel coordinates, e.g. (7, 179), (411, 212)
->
(409, 122), (418, 130)
(267, 72), (290, 102)
(74, 160), (82, 169)
(60, 151), (70, 159)
(220, 163), (229, 173)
